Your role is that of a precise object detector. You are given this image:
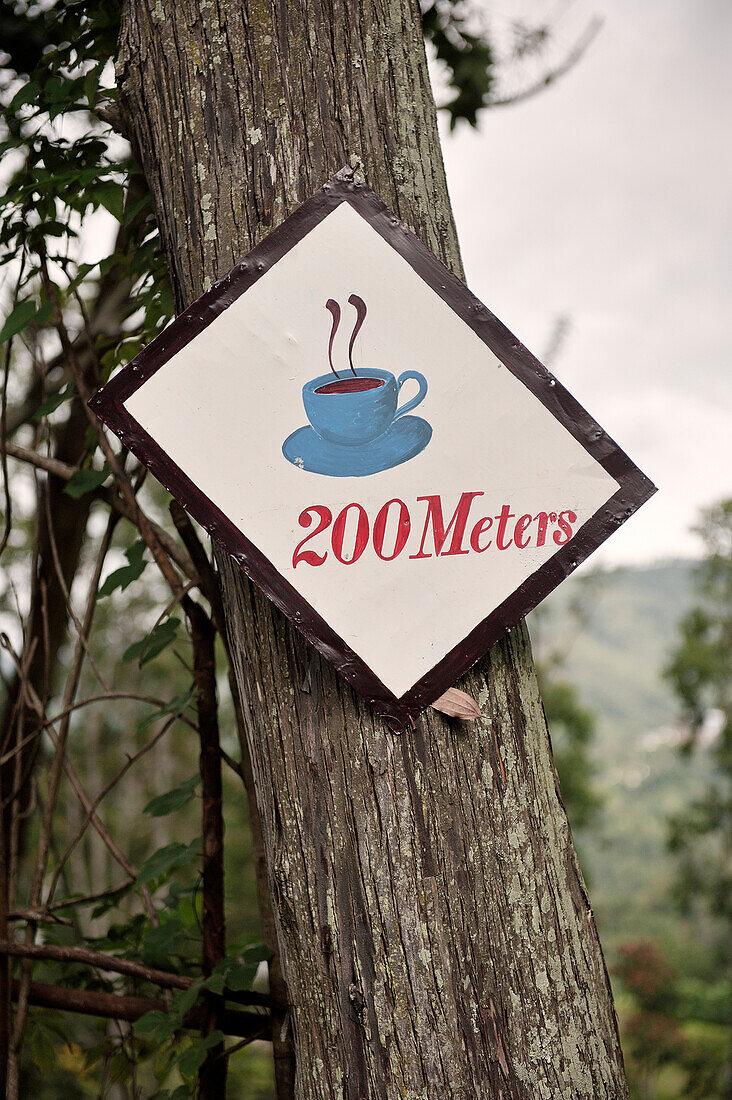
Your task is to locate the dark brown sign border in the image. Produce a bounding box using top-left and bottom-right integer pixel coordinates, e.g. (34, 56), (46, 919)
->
(89, 167), (656, 730)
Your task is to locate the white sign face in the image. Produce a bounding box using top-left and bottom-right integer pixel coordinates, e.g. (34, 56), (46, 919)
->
(91, 170), (655, 728)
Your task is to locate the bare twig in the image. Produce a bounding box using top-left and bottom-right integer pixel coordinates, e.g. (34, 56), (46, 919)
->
(45, 881), (135, 912)
(220, 748), (243, 780)
(40, 255), (188, 601)
(41, 725), (154, 912)
(10, 512), (120, 1080)
(488, 17), (603, 109)
(42, 480), (113, 692)
(0, 440), (76, 480)
(44, 711), (181, 907)
(0, 439), (199, 582)
(0, 691), (198, 769)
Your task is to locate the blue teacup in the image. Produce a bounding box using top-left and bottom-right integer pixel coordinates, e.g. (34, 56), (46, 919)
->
(302, 368), (428, 447)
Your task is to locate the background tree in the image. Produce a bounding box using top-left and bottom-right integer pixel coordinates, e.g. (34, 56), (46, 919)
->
(532, 568), (602, 833)
(664, 497), (732, 1096)
(614, 940), (683, 1100)
(665, 498), (731, 924)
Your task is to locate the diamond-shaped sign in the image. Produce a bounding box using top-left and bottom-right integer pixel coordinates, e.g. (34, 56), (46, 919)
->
(90, 169), (655, 728)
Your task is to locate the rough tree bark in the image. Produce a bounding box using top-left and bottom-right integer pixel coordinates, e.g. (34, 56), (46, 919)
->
(117, 2), (629, 1096)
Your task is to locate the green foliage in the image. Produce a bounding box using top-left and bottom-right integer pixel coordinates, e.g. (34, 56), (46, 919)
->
(63, 463), (110, 498)
(140, 915), (186, 965)
(98, 539), (148, 597)
(144, 774), (200, 817)
(136, 688), (197, 732)
(421, 1), (495, 128)
(615, 940), (732, 1100)
(204, 943), (272, 996)
(540, 677), (600, 830)
(0, 297), (38, 340)
(666, 500), (731, 733)
(0, 0), (174, 409)
(665, 499), (732, 925)
(137, 837), (202, 886)
(123, 616), (182, 666)
(131, 946), (270, 1094)
(532, 573), (602, 832)
(31, 384), (75, 420)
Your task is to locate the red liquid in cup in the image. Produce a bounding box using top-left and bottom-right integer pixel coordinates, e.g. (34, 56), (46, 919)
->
(315, 377), (385, 395)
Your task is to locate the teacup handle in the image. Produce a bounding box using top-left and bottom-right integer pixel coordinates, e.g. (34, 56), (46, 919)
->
(394, 371), (428, 420)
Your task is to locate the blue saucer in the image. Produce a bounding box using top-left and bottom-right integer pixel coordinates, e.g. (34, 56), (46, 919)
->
(282, 416), (432, 477)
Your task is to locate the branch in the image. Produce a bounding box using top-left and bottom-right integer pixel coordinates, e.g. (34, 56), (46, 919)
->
(170, 501), (225, 634)
(185, 596), (227, 1097)
(0, 440), (75, 481)
(0, 942), (271, 1008)
(7, 910), (73, 927)
(12, 980), (270, 1039)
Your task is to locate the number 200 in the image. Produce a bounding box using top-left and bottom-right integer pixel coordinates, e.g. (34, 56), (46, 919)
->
(292, 500), (411, 568)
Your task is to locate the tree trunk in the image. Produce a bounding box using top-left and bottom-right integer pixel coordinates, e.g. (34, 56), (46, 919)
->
(117, 2), (628, 1096)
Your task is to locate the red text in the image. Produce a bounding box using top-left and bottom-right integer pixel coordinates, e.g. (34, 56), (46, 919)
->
(292, 492), (577, 568)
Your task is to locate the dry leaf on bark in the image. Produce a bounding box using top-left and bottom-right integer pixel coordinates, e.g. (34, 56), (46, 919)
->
(430, 687), (481, 720)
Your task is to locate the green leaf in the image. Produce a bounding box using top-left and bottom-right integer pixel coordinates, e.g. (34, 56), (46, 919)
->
(0, 300), (37, 342)
(64, 464), (110, 498)
(133, 1009), (176, 1041)
(241, 942), (272, 964)
(141, 916), (184, 962)
(177, 1044), (207, 1080)
(174, 889), (203, 927)
(108, 1050), (132, 1083)
(170, 979), (202, 1020)
(32, 386), (74, 421)
(200, 1029), (224, 1050)
(203, 970), (226, 995)
(144, 774), (200, 817)
(98, 539), (147, 597)
(66, 261), (97, 293)
(136, 838), (202, 886)
(44, 76), (65, 102)
(224, 960), (258, 992)
(123, 617), (181, 666)
(95, 181), (125, 221)
(136, 688), (196, 733)
(29, 1020), (57, 1073)
(9, 81), (40, 112)
(34, 301), (53, 326)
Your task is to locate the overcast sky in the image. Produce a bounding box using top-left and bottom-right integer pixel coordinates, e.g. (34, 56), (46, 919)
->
(436, 0), (731, 565)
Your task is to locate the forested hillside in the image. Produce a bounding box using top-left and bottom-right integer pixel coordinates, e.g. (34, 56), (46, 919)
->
(532, 559), (729, 1099)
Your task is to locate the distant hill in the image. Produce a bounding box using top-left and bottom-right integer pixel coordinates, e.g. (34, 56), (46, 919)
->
(528, 559), (719, 979)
